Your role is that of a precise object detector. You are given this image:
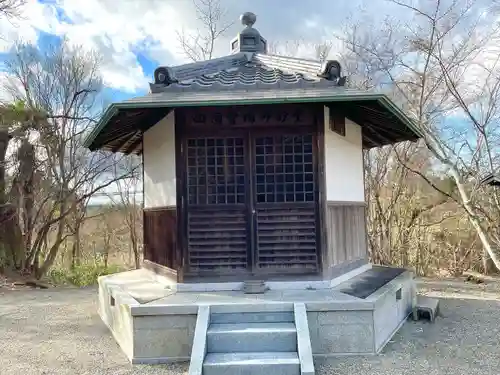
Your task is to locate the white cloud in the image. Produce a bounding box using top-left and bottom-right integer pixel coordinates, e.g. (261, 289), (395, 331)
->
(0, 0), (362, 95)
(68, 0), (198, 91)
(0, 0), (53, 51)
(0, 0), (205, 93)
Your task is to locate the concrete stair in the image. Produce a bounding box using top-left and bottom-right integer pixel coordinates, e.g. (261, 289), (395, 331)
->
(207, 322), (297, 352)
(202, 311), (301, 375)
(211, 311), (295, 324)
(203, 352), (300, 375)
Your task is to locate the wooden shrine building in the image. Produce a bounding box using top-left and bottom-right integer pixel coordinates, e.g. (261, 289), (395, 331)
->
(84, 12), (421, 287)
(85, 13), (425, 371)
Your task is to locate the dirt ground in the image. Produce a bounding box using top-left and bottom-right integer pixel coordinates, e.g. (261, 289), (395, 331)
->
(0, 278), (499, 375)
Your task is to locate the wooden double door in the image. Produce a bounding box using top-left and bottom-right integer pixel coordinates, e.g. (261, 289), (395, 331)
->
(184, 129), (319, 277)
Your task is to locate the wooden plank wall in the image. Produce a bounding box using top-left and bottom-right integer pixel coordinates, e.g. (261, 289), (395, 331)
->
(324, 202), (368, 267)
(143, 207), (180, 278)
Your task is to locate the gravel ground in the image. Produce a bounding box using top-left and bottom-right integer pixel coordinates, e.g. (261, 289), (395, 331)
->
(1, 279), (500, 375)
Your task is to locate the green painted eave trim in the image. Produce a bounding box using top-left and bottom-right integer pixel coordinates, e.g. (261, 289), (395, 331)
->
(83, 92), (422, 149)
(84, 106), (119, 148)
(377, 96), (423, 138)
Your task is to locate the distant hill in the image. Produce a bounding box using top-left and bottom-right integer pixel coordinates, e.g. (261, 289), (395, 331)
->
(85, 204), (113, 215)
(85, 203), (142, 216)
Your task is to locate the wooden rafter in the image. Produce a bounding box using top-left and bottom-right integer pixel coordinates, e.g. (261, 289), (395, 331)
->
(90, 107), (171, 152)
(111, 131), (138, 153)
(125, 134), (143, 155)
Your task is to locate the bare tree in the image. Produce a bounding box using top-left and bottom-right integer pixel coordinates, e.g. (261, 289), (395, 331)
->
(1, 39), (137, 278)
(364, 142), (460, 273)
(177, 0), (233, 62)
(66, 193), (90, 269)
(315, 41), (333, 63)
(0, 0), (25, 20)
(267, 40), (304, 56)
(0, 102), (45, 270)
(112, 158), (142, 269)
(340, 0), (500, 271)
(267, 39), (334, 62)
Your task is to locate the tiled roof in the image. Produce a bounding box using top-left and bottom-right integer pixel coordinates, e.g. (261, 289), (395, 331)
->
(148, 14), (343, 94)
(252, 54), (323, 76)
(83, 12), (422, 155)
(123, 87), (376, 107)
(150, 52), (343, 94)
(169, 53), (248, 82)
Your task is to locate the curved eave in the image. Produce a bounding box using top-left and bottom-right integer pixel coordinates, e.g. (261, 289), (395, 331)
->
(379, 96), (424, 139)
(327, 96), (422, 149)
(480, 173), (500, 187)
(83, 91), (422, 154)
(84, 106), (172, 155)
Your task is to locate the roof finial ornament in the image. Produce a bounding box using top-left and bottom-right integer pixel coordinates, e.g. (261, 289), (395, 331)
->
(240, 12), (256, 28)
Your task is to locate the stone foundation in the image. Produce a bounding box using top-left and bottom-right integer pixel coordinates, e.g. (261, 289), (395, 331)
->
(97, 266), (414, 363)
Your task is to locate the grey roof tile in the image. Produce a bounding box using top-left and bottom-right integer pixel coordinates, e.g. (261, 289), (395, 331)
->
(150, 52), (341, 94)
(252, 53), (323, 76)
(122, 87), (375, 107)
(170, 53), (249, 82)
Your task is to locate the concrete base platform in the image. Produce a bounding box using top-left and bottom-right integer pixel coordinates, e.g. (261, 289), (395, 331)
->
(97, 264), (415, 365)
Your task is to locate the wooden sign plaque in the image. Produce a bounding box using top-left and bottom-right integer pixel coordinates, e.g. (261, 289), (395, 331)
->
(184, 104), (317, 128)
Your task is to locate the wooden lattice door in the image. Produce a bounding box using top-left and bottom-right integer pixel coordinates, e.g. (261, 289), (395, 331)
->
(183, 104), (320, 277)
(185, 137), (250, 274)
(185, 133), (319, 276)
(252, 134), (318, 274)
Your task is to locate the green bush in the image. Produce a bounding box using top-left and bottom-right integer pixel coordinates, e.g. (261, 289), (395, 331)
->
(49, 264), (125, 287)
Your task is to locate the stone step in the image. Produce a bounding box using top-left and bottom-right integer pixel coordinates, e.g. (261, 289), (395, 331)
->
(203, 352), (300, 375)
(211, 311), (294, 324)
(207, 322), (297, 353)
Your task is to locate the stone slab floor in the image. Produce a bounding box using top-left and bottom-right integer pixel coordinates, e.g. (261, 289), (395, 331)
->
(1, 279), (500, 375)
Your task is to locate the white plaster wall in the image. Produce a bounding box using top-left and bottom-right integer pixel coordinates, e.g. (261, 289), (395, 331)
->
(143, 111), (176, 208)
(324, 106), (365, 202)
